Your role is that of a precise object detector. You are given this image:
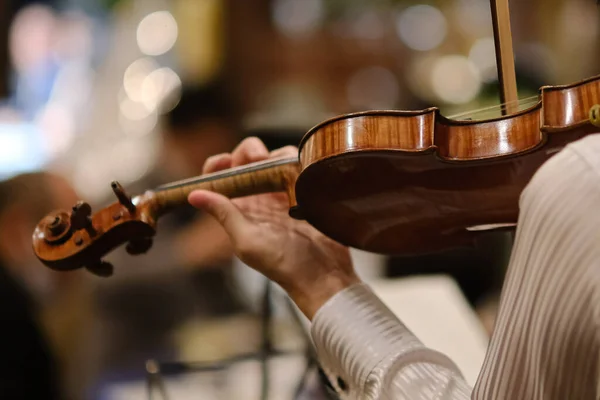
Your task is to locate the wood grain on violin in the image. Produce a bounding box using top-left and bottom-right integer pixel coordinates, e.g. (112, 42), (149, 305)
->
(299, 74), (600, 162)
(541, 74), (600, 129)
(32, 75), (600, 273)
(294, 75), (600, 254)
(33, 159), (300, 274)
(153, 158), (300, 212)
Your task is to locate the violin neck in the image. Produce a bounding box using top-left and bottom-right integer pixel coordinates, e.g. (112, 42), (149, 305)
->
(151, 157), (300, 213)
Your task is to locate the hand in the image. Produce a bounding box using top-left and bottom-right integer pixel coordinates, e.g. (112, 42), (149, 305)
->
(188, 137), (360, 319)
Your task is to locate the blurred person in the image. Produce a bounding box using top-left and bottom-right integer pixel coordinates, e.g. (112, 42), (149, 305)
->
(8, 3), (60, 119)
(0, 1), (57, 97)
(187, 135), (600, 399)
(0, 171), (86, 400)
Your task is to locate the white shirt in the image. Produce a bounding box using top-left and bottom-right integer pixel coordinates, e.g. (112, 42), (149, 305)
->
(311, 134), (600, 399)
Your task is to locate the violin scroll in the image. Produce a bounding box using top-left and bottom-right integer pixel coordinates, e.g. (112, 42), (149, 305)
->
(33, 181), (160, 275)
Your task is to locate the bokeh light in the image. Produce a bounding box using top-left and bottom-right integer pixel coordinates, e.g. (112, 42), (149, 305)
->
(469, 37), (498, 83)
(351, 10), (385, 40)
(118, 93), (158, 137)
(405, 54), (438, 102)
(136, 11), (178, 56)
(272, 0), (324, 38)
(123, 58), (159, 103)
(347, 66), (400, 110)
(72, 152), (114, 202)
(0, 126), (34, 167)
(109, 139), (155, 183)
(118, 109), (158, 138)
(453, 0), (493, 37)
(431, 55), (481, 104)
(396, 5), (447, 52)
(140, 67), (182, 114)
(119, 95), (153, 121)
(36, 102), (76, 156)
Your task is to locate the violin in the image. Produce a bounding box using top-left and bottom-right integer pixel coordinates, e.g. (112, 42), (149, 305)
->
(32, 0), (600, 276)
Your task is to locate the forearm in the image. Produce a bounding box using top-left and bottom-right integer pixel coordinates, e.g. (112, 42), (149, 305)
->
(310, 283), (472, 399)
(288, 271), (361, 320)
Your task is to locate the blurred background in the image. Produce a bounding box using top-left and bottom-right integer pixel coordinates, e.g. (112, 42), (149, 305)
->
(0, 0), (598, 399)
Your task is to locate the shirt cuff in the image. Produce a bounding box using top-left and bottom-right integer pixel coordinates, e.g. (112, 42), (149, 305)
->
(310, 283), (463, 398)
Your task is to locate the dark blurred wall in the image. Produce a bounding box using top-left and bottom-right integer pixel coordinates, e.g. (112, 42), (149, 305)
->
(0, 0), (11, 97)
(223, 0), (413, 118)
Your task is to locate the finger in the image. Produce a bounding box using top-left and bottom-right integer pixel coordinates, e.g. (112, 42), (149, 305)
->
(231, 137), (270, 167)
(188, 190), (250, 239)
(269, 145), (298, 159)
(203, 153), (233, 174)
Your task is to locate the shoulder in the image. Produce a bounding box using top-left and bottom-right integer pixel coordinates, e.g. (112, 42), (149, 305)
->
(564, 133), (600, 177)
(524, 133), (600, 199)
(518, 133), (600, 259)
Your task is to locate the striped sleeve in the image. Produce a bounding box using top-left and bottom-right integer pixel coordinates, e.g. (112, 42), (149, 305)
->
(311, 134), (600, 400)
(311, 283), (472, 399)
(473, 135), (600, 399)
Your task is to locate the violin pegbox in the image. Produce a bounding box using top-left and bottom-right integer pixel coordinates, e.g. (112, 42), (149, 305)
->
(32, 181), (159, 275)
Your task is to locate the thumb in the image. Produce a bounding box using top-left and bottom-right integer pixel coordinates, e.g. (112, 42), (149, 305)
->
(188, 190), (249, 239)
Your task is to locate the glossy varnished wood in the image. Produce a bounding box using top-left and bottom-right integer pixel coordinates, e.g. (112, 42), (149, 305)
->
(32, 192), (158, 271)
(435, 105), (542, 159)
(294, 74), (600, 254)
(33, 159), (300, 271)
(541, 75), (600, 129)
(299, 105), (545, 164)
(299, 75), (600, 162)
(299, 109), (437, 166)
(32, 74), (600, 271)
(154, 157), (300, 212)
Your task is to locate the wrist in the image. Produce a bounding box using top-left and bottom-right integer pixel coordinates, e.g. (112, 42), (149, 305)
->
(288, 272), (361, 320)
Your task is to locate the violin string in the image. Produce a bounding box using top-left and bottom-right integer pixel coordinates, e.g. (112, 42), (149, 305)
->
(468, 98), (540, 118)
(449, 95), (540, 120)
(449, 96), (539, 119)
(461, 95), (539, 116)
(458, 100), (541, 120)
(155, 157), (297, 191)
(459, 103), (539, 119)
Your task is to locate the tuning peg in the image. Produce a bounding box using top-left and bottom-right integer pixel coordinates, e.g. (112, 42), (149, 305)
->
(126, 237), (153, 255)
(85, 260), (114, 277)
(70, 201), (97, 236)
(111, 181), (136, 214)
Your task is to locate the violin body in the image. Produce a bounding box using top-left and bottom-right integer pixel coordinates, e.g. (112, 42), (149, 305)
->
(294, 75), (600, 254)
(32, 75), (600, 273)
